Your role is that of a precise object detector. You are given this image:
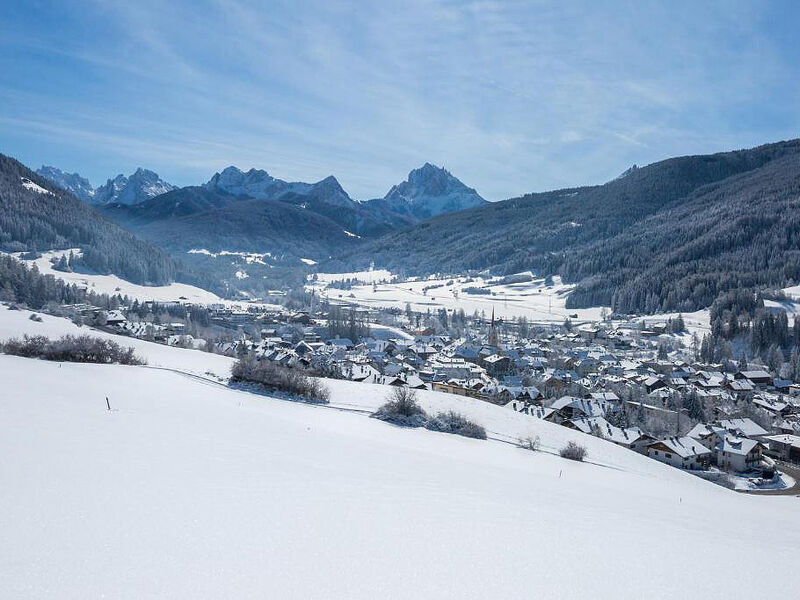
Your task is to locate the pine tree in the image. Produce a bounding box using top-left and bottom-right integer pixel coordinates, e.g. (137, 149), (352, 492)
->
(790, 348), (800, 382)
(55, 255), (70, 272)
(738, 354), (748, 372)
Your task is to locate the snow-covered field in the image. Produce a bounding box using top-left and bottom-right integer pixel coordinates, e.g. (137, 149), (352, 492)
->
(368, 322), (414, 340)
(765, 297), (800, 324)
(311, 271), (608, 323)
(627, 309), (712, 345)
(315, 268), (394, 284)
(187, 248), (273, 265)
(781, 284), (800, 301)
(17, 250), (223, 304)
(2, 308), (799, 598)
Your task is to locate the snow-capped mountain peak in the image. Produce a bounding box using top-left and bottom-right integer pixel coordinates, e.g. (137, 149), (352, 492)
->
(206, 166), (277, 193)
(205, 166), (286, 199)
(36, 165), (95, 202)
(381, 162), (486, 219)
(205, 166), (358, 208)
(94, 168), (175, 205)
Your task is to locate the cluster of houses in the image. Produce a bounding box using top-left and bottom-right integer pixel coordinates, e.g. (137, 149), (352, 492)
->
(511, 391), (778, 474)
(251, 313), (800, 477)
(85, 300), (800, 478)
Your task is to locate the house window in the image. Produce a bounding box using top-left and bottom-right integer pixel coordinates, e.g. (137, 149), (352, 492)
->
(665, 453), (672, 459)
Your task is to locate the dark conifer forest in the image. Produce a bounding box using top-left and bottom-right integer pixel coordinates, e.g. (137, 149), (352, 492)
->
(344, 139), (800, 314)
(0, 154), (180, 285)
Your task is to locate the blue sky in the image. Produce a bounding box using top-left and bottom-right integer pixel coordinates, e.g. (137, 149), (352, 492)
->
(1, 0), (799, 200)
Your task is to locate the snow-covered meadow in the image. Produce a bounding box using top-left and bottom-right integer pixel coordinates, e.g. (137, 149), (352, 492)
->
(310, 270), (608, 323)
(2, 307), (800, 598)
(18, 250), (223, 304)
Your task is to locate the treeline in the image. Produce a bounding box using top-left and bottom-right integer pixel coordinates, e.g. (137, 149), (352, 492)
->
(326, 278), (362, 290)
(127, 300), (212, 327)
(0, 153), (180, 285)
(0, 254), (189, 323)
(0, 254), (113, 309)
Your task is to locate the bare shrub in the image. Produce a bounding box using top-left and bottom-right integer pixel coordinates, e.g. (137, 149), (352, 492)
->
(372, 387), (428, 427)
(0, 334), (144, 365)
(28, 313), (43, 322)
(426, 411), (487, 439)
(1, 334), (48, 357)
(230, 357), (330, 403)
(518, 436), (540, 451)
(559, 441), (587, 462)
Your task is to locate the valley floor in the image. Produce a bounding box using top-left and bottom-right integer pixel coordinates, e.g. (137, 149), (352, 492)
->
(310, 271), (608, 323)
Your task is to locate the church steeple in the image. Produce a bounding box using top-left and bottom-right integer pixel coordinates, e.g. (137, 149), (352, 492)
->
(488, 308), (498, 347)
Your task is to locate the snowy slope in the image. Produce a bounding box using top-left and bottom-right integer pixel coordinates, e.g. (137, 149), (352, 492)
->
(0, 304), (674, 473)
(2, 353), (799, 599)
(0, 303), (712, 476)
(19, 250), (222, 304)
(0, 304), (234, 379)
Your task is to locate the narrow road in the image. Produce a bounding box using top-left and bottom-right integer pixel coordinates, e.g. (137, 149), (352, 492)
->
(741, 461), (800, 496)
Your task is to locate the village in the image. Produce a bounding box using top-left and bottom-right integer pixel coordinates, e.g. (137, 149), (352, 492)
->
(55, 282), (800, 494)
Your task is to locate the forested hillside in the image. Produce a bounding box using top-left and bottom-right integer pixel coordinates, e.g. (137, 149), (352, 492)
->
(0, 154), (181, 285)
(340, 139), (800, 313)
(107, 192), (364, 258)
(100, 186), (243, 225)
(564, 152), (800, 312)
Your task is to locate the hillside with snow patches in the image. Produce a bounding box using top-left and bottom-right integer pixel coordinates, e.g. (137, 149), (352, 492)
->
(20, 250), (222, 305)
(1, 304), (799, 598)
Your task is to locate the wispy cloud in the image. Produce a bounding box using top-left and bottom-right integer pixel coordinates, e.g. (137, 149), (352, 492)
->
(0, 0), (798, 199)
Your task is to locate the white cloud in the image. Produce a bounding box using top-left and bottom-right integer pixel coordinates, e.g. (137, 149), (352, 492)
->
(1, 0), (798, 200)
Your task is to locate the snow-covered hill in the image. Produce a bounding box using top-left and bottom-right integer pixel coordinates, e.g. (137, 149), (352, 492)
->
(18, 250), (222, 305)
(1, 306), (799, 598)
